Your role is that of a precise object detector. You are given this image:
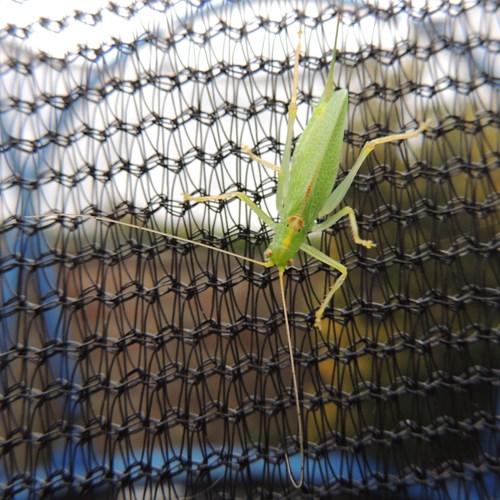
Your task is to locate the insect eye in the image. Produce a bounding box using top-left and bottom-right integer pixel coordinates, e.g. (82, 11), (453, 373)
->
(264, 249), (273, 260)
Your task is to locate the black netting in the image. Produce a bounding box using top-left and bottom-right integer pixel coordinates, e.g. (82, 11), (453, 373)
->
(1, 1), (498, 498)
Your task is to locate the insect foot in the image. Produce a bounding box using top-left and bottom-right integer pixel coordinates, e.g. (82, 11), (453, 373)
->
(355, 237), (376, 249)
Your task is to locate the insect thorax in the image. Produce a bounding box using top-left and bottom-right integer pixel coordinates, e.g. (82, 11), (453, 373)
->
(265, 215), (308, 267)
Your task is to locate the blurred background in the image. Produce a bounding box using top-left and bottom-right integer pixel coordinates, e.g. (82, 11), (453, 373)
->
(1, 0), (498, 497)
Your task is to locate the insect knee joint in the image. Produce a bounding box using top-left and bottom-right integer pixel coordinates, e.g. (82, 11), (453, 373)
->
(364, 142), (376, 152)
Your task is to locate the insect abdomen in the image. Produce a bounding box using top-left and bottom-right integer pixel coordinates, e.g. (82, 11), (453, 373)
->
(284, 89), (348, 226)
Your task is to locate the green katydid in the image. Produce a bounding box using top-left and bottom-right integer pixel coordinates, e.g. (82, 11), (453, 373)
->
(182, 27), (429, 487)
(24, 23), (428, 490)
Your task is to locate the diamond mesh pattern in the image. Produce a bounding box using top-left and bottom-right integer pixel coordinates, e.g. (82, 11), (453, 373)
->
(1, 1), (498, 497)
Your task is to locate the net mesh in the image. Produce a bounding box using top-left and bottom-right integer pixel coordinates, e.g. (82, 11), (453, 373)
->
(1, 0), (498, 497)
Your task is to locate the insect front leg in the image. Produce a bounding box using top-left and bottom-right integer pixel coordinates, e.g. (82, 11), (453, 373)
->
(301, 243), (348, 328)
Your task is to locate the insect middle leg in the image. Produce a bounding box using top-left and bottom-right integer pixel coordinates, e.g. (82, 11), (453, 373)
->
(183, 191), (275, 228)
(312, 206), (376, 249)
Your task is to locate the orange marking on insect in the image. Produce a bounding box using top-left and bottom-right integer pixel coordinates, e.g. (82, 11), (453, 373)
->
(288, 215), (304, 231)
(281, 215), (304, 250)
(296, 162), (321, 217)
(305, 179), (314, 198)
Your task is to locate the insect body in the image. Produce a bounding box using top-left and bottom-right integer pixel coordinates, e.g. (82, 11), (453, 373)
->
(183, 28), (429, 487)
(26, 25), (429, 491)
(265, 87), (349, 270)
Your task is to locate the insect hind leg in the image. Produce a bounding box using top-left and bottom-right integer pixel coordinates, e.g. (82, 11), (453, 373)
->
(317, 120), (430, 219)
(242, 145), (281, 172)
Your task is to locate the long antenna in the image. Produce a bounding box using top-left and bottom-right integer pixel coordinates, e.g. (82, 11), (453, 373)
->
(22, 213), (271, 268)
(279, 268), (305, 488)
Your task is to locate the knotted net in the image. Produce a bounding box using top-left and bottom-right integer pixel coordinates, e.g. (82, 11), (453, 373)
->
(1, 1), (498, 497)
